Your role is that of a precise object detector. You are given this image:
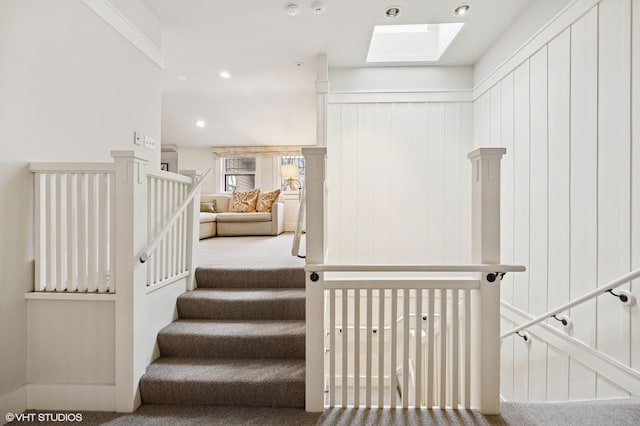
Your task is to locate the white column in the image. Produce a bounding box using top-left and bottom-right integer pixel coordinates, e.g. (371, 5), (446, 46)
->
(315, 53), (329, 148)
(303, 146), (327, 412)
(180, 170), (201, 291)
(111, 151), (149, 412)
(468, 147), (505, 414)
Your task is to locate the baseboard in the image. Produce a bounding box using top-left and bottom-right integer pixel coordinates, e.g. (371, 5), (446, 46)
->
(27, 384), (115, 412)
(0, 385), (27, 425)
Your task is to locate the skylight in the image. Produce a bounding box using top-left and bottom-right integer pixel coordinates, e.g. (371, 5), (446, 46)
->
(366, 23), (465, 63)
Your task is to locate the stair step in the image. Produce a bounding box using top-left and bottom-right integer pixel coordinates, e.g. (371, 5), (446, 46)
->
(140, 357), (305, 408)
(178, 288), (305, 320)
(158, 319), (305, 359)
(195, 267), (305, 289)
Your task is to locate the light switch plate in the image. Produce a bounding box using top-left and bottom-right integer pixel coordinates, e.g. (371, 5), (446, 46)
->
(133, 131), (142, 146)
(144, 136), (156, 150)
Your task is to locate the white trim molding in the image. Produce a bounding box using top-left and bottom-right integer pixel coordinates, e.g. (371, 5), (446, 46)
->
(0, 385), (27, 423)
(502, 302), (640, 396)
(81, 0), (165, 69)
(473, 0), (601, 99)
(27, 384), (115, 412)
(329, 91), (473, 104)
(24, 293), (116, 302)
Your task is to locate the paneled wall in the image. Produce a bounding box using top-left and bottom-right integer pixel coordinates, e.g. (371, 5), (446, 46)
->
(326, 99), (473, 265)
(474, 0), (640, 402)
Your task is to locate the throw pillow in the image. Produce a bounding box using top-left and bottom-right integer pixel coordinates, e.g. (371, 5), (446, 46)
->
(230, 188), (260, 212)
(256, 189), (281, 212)
(200, 200), (216, 213)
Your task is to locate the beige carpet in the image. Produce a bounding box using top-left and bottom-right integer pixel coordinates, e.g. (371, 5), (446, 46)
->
(12, 400), (640, 425)
(197, 232), (305, 270)
(139, 232), (306, 408)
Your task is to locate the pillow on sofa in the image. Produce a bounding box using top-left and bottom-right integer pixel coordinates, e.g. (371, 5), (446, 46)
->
(256, 189), (281, 212)
(200, 200), (216, 213)
(230, 188), (260, 212)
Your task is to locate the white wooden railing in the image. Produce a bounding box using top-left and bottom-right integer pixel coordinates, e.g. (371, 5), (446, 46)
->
(144, 171), (192, 288)
(302, 147), (524, 414)
(31, 154), (204, 294)
(501, 267), (640, 340)
(32, 163), (116, 293)
(31, 151), (204, 412)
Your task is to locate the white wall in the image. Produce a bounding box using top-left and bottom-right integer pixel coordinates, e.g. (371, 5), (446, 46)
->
(474, 0), (640, 402)
(330, 66), (473, 93)
(326, 99), (473, 265)
(0, 0), (161, 416)
(177, 148), (219, 193)
(27, 299), (115, 384)
(178, 148), (281, 195)
(473, 0), (573, 87)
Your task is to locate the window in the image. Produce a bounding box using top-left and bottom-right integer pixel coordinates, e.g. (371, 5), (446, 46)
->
(223, 157), (256, 192)
(280, 155), (305, 190)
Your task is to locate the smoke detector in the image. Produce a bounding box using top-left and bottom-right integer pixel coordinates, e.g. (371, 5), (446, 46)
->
(287, 4), (300, 16)
(312, 1), (326, 14)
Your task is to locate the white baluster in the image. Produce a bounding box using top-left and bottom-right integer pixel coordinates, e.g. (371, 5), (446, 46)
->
(378, 288), (385, 408)
(415, 288), (422, 407)
(390, 289), (398, 408)
(366, 288), (373, 408)
(427, 288), (435, 408)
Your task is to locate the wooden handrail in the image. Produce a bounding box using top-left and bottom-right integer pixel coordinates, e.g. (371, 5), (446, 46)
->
(139, 168), (211, 263)
(501, 266), (640, 339)
(291, 186), (306, 258)
(305, 264), (526, 273)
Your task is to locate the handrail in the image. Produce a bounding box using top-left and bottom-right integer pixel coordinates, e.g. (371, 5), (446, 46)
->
(291, 186), (306, 258)
(139, 168), (211, 263)
(306, 264), (526, 273)
(501, 266), (640, 339)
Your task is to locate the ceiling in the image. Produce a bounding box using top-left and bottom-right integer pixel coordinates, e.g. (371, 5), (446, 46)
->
(143, 0), (532, 149)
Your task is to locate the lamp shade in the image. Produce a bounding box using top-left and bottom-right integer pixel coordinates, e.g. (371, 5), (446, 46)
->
(281, 164), (300, 180)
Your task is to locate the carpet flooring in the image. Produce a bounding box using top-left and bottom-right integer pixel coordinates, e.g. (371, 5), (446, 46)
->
(12, 400), (640, 425)
(138, 233), (307, 408)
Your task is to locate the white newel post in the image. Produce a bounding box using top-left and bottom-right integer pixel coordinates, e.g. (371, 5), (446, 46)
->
(468, 147), (506, 414)
(111, 151), (149, 412)
(303, 147), (327, 412)
(315, 53), (329, 148)
(180, 169), (202, 291)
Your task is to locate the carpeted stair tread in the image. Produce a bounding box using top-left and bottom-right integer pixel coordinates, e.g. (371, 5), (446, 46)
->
(158, 319), (305, 359)
(195, 267), (305, 289)
(140, 357), (305, 407)
(178, 288), (305, 320)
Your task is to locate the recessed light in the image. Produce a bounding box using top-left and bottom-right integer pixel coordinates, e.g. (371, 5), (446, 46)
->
(219, 71), (231, 79)
(287, 4), (300, 16)
(195, 120), (206, 128)
(384, 6), (401, 19)
(177, 75), (188, 81)
(453, 4), (470, 16)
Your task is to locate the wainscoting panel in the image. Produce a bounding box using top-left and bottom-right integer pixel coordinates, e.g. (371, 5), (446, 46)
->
(474, 0), (638, 403)
(632, 0), (640, 375)
(595, 0), (632, 400)
(326, 100), (473, 265)
(499, 74), (515, 307)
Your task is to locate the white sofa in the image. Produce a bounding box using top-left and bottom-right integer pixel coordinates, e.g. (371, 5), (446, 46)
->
(199, 194), (284, 239)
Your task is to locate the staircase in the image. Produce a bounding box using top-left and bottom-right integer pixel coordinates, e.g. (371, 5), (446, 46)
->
(139, 266), (306, 408)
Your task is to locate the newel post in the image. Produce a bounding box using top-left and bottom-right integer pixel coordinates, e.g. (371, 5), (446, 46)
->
(111, 151), (149, 412)
(180, 169), (202, 291)
(302, 146), (327, 412)
(468, 147), (506, 414)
